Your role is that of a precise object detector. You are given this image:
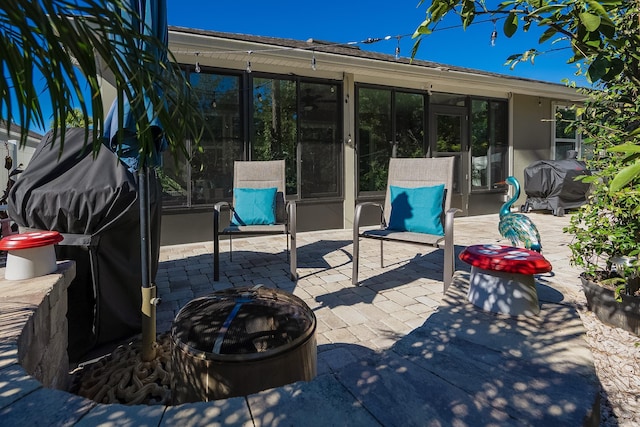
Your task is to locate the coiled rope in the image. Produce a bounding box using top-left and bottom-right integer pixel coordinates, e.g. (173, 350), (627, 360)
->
(72, 333), (172, 405)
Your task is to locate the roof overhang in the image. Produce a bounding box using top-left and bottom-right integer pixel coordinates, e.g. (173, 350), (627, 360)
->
(168, 27), (585, 103)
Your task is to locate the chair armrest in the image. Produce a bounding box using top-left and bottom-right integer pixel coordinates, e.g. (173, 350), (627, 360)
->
(214, 201), (232, 212)
(353, 201), (384, 234)
(214, 201), (232, 229)
(444, 207), (461, 236)
(443, 207), (462, 252)
(214, 201), (232, 215)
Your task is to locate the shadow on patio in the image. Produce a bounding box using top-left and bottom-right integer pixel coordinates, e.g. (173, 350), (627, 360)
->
(245, 274), (599, 426)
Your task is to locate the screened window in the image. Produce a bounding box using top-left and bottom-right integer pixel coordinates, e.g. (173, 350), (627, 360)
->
(161, 71), (243, 207)
(356, 86), (426, 193)
(395, 92), (425, 158)
(252, 77), (298, 194)
(161, 68), (342, 208)
(470, 99), (508, 191)
(299, 82), (341, 198)
(355, 87), (508, 196)
(357, 87), (392, 192)
(251, 78), (342, 198)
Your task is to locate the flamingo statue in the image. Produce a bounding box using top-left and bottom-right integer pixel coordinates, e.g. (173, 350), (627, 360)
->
(498, 176), (542, 252)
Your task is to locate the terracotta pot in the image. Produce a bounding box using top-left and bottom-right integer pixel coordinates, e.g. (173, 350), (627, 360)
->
(581, 275), (640, 337)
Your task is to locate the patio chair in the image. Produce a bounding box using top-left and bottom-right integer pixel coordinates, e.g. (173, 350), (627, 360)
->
(214, 160), (297, 281)
(352, 157), (459, 293)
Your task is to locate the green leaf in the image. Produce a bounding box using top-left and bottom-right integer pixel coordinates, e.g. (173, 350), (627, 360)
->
(587, 56), (609, 82)
(534, 4), (566, 14)
(429, 1), (450, 23)
(539, 27), (557, 44)
(579, 12), (601, 31)
(586, 0), (617, 25)
(602, 58), (625, 81)
(599, 21), (616, 38)
(411, 38), (423, 59)
(2, 0), (208, 162)
(503, 12), (518, 38)
(609, 161), (640, 192)
(413, 20), (432, 36)
(460, 0), (476, 29)
(607, 143), (640, 154)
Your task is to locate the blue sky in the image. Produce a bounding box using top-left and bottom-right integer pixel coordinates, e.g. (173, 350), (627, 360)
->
(166, 0), (587, 86)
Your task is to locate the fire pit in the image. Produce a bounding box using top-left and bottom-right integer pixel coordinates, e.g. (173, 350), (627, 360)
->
(171, 286), (316, 404)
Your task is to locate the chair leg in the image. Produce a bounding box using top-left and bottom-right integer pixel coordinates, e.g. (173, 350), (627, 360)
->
(286, 231), (290, 261)
(379, 240), (384, 268)
(288, 201), (297, 281)
(442, 207), (460, 294)
(229, 235), (233, 262)
(214, 210), (220, 282)
(443, 243), (453, 294)
(290, 231), (297, 281)
(352, 234), (360, 286)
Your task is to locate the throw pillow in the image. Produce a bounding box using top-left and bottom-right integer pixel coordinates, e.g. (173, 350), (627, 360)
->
(388, 184), (445, 235)
(231, 187), (277, 226)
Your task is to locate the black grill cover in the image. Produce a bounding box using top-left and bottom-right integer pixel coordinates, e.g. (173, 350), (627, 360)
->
(8, 128), (162, 362)
(523, 159), (591, 216)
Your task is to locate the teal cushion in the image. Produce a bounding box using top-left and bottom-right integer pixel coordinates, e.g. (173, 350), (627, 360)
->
(231, 187), (277, 226)
(388, 184), (445, 235)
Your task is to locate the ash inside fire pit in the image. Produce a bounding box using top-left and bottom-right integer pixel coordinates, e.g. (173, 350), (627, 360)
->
(171, 286), (316, 403)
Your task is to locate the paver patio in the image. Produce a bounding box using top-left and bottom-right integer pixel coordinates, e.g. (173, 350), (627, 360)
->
(0, 212), (600, 426)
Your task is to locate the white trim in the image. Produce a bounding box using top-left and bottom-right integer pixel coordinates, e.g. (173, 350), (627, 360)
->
(168, 29), (585, 101)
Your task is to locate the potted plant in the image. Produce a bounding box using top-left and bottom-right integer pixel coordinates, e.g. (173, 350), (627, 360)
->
(563, 58), (640, 337)
(565, 167), (640, 336)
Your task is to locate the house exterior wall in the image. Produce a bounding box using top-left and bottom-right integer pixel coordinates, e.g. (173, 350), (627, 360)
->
(96, 28), (583, 246)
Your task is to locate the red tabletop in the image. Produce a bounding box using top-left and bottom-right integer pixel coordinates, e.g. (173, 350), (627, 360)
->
(0, 231), (64, 250)
(459, 244), (552, 275)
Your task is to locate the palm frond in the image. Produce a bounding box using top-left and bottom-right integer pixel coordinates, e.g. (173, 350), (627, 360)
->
(1, 0), (204, 161)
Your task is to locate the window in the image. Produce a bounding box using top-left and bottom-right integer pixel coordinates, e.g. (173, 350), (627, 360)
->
(356, 86), (426, 193)
(299, 82), (341, 198)
(355, 86), (508, 197)
(161, 71), (243, 207)
(252, 77), (297, 194)
(553, 104), (581, 160)
(395, 92), (426, 158)
(470, 99), (508, 191)
(357, 87), (392, 192)
(159, 148), (188, 208)
(251, 78), (342, 198)
(161, 68), (342, 208)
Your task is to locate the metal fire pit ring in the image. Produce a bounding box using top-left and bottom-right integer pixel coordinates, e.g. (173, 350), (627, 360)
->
(171, 285), (317, 403)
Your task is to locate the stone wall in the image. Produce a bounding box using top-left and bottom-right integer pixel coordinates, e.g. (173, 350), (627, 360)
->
(0, 262), (75, 390)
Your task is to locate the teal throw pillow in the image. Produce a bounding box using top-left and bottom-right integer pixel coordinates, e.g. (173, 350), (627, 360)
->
(231, 187), (277, 226)
(388, 184), (445, 235)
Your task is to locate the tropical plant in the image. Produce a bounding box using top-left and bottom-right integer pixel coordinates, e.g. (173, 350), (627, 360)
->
(51, 107), (93, 129)
(2, 0), (209, 365)
(1, 0), (204, 160)
(413, 0), (640, 290)
(413, 0), (637, 86)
